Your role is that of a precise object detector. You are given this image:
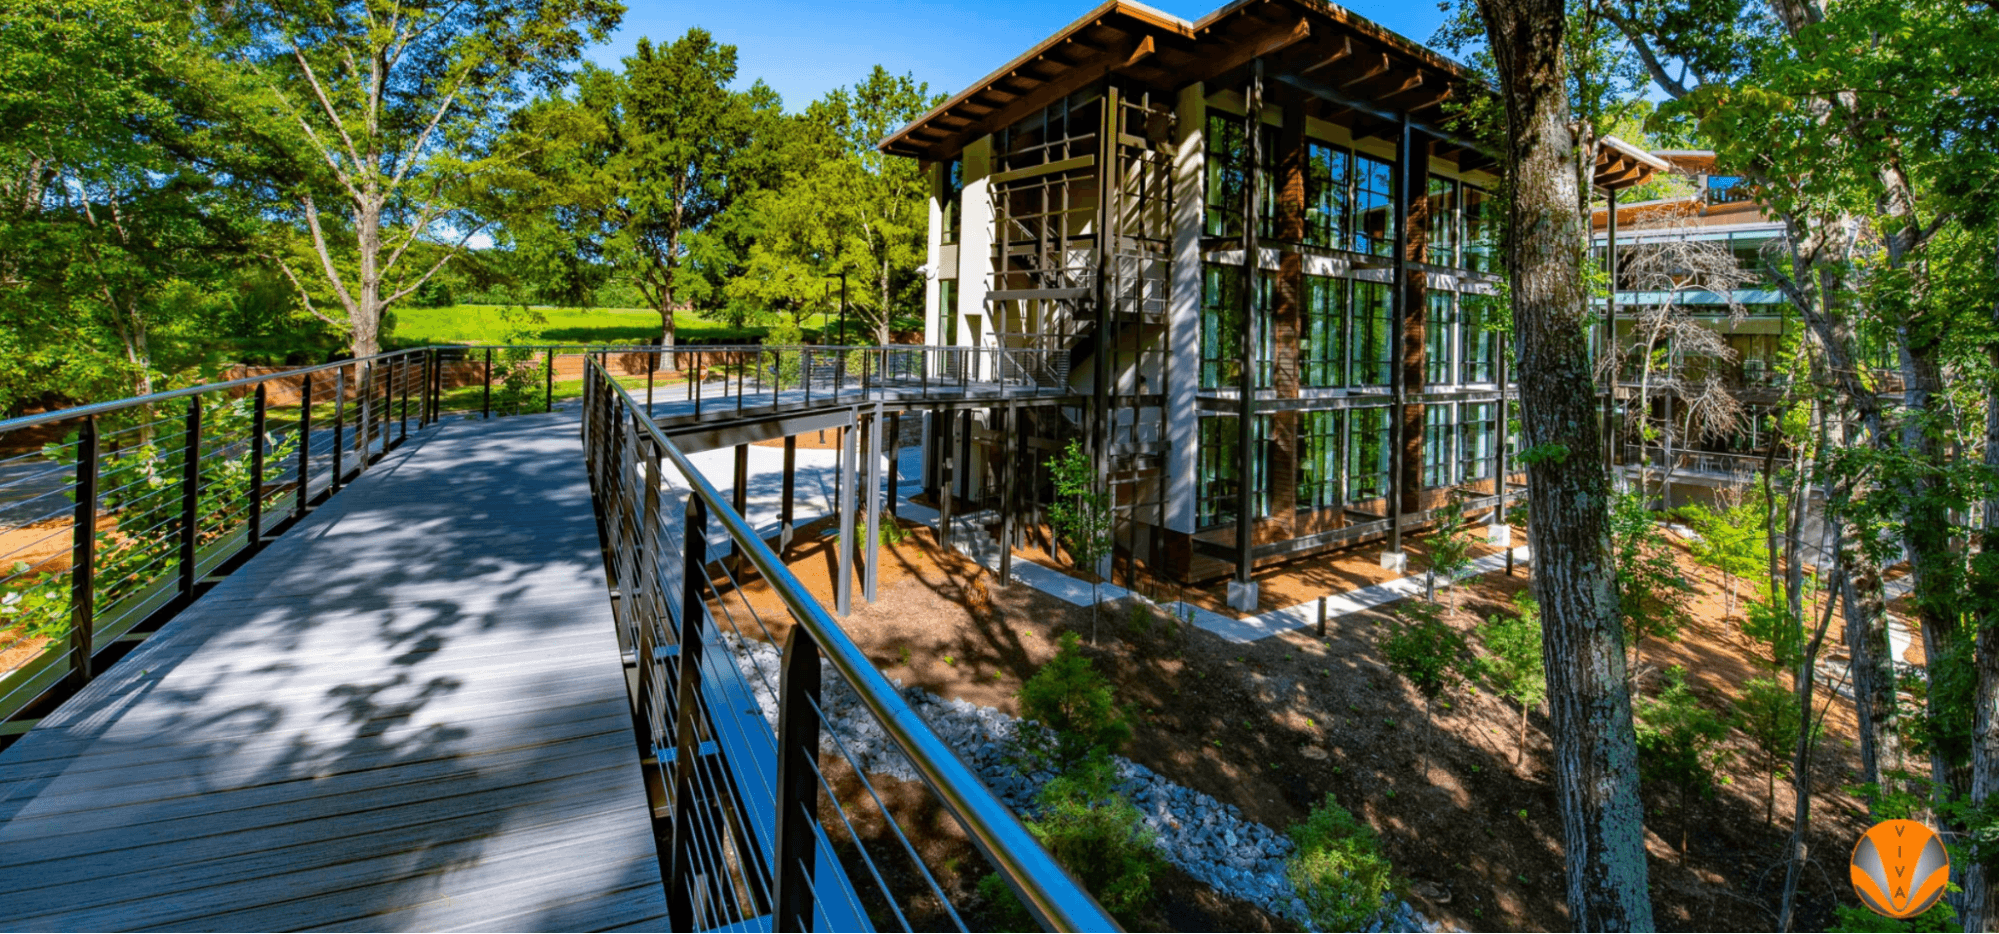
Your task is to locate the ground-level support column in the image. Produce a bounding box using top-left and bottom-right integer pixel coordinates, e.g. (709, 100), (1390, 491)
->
(885, 412), (901, 519)
(998, 402), (1016, 585)
(1382, 112), (1424, 576)
(836, 423), (856, 616)
(864, 403), (883, 604)
(1228, 59), (1265, 614)
(956, 409), (973, 506)
(938, 407), (954, 548)
(779, 435), (797, 554)
(733, 443), (750, 574)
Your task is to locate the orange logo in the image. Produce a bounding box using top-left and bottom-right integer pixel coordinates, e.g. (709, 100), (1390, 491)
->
(1850, 819), (1950, 919)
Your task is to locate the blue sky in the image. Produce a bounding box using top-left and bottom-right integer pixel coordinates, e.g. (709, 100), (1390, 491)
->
(588, 0), (1456, 110)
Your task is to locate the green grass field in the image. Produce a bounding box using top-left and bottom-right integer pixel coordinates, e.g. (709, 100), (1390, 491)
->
(388, 304), (834, 347)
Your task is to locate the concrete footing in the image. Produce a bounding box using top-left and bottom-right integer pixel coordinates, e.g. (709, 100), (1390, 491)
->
(1379, 550), (1407, 573)
(1226, 579), (1259, 612)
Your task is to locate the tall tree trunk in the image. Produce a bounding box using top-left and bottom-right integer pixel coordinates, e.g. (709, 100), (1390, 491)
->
(1476, 0), (1654, 926)
(1960, 240), (1999, 933)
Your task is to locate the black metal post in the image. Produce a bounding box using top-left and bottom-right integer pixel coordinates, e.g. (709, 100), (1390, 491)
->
(666, 496), (709, 932)
(772, 625), (823, 932)
(67, 417), (99, 683)
(647, 346), (656, 418)
(296, 372), (313, 518)
(380, 363), (392, 458)
(1388, 111), (1412, 557)
(546, 348), (555, 413)
(250, 384), (266, 548)
(886, 412), (901, 520)
(1604, 186), (1619, 469)
(331, 369), (346, 493)
(780, 434), (797, 554)
(180, 398), (201, 597)
(483, 346), (493, 419)
(399, 357), (410, 441)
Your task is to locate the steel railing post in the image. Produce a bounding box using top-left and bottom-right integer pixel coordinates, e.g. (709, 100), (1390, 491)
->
(378, 363), (391, 458)
(483, 347), (492, 419)
(772, 625), (822, 931)
(666, 494), (709, 932)
(296, 373), (312, 518)
(180, 397), (201, 596)
(804, 349), (813, 407)
(694, 350), (703, 416)
(249, 384), (266, 548)
(546, 348), (555, 413)
(399, 356), (410, 441)
(331, 368), (346, 493)
(69, 416), (99, 684)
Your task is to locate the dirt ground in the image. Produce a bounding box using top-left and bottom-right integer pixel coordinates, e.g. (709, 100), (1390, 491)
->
(719, 513), (1874, 931)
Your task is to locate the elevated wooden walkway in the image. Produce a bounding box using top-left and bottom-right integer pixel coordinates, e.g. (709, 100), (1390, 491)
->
(0, 412), (665, 932)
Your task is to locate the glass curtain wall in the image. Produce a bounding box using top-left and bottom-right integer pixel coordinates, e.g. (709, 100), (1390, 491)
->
(1200, 263), (1274, 390)
(1198, 415), (1270, 528)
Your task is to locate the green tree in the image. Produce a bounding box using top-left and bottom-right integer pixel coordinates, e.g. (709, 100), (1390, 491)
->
(1380, 600), (1471, 778)
(1739, 675), (1809, 826)
(1681, 490), (1769, 625)
(1634, 666), (1734, 863)
(1046, 439), (1113, 641)
(1423, 489), (1476, 609)
(214, 0), (621, 360)
(1480, 592), (1546, 767)
(1017, 632), (1129, 773)
(1610, 490), (1693, 682)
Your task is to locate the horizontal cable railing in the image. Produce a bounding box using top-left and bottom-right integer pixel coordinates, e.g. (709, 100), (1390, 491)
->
(0, 348), (436, 729)
(581, 355), (1115, 932)
(0, 339), (1078, 735)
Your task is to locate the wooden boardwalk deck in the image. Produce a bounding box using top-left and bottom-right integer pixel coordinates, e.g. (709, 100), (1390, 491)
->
(0, 412), (666, 932)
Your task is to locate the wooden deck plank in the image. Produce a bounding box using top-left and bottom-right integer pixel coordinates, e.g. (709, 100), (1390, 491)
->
(0, 412), (666, 933)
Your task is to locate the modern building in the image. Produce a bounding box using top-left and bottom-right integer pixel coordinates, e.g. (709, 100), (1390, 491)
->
(882, 0), (1661, 608)
(1591, 151), (1822, 505)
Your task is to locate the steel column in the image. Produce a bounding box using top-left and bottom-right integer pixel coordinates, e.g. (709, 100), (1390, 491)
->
(296, 373), (313, 517)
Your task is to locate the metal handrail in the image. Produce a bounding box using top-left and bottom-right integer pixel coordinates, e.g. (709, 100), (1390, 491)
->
(584, 355), (1116, 932)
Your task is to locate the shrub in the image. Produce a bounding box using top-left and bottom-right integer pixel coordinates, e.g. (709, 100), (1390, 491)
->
(1288, 794), (1394, 930)
(1738, 674), (1812, 825)
(1018, 632), (1130, 771)
(975, 872), (1033, 929)
(1023, 756), (1164, 917)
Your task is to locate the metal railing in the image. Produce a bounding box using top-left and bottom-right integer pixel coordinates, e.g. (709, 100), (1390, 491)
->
(1622, 443), (1782, 482)
(596, 344), (1074, 420)
(0, 339), (1073, 735)
(581, 356), (1114, 932)
(0, 348), (437, 729)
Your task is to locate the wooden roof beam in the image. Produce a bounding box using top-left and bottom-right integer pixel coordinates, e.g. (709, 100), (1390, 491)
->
(1337, 53), (1392, 90)
(1184, 17), (1313, 86)
(1299, 37), (1354, 75)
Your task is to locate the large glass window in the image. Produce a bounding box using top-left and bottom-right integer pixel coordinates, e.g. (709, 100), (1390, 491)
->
(1298, 410), (1341, 511)
(1204, 113), (1277, 238)
(1349, 281), (1392, 387)
(941, 159), (964, 246)
(1198, 415), (1269, 528)
(1301, 274), (1344, 388)
(1426, 176), (1459, 267)
(938, 280), (958, 345)
(1425, 292), (1456, 386)
(1423, 404), (1456, 488)
(1354, 154), (1397, 256)
(1461, 292), (1496, 383)
(1463, 185), (1496, 274)
(1347, 407), (1392, 502)
(1460, 402), (1495, 481)
(1304, 142), (1352, 249)
(1200, 263), (1273, 390)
